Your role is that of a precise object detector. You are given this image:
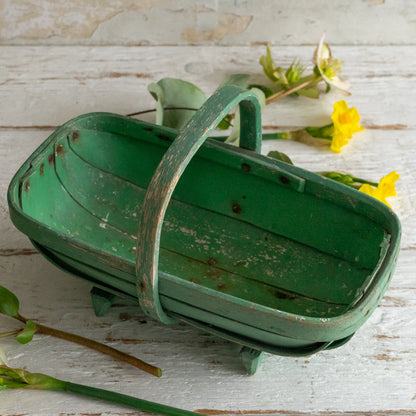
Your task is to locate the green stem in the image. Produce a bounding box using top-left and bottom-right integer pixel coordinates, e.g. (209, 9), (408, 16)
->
(317, 172), (379, 189)
(66, 382), (201, 416)
(352, 176), (379, 187)
(16, 315), (161, 378)
(1, 366), (200, 414)
(126, 107), (200, 117)
(261, 131), (299, 140)
(214, 130), (303, 142)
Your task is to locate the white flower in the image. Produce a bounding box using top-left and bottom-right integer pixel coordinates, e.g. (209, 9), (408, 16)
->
(313, 33), (351, 94)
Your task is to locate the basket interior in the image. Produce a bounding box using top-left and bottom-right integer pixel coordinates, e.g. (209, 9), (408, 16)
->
(18, 115), (389, 319)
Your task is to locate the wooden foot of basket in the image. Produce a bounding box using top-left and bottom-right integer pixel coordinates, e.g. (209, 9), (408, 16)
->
(240, 347), (264, 375)
(90, 287), (117, 317)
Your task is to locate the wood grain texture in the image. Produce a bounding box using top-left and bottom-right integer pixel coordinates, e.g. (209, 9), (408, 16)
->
(1, 0), (416, 46)
(0, 45), (415, 128)
(0, 44), (415, 415)
(0, 253), (415, 414)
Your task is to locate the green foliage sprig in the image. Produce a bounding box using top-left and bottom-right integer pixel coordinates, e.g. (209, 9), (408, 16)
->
(0, 285), (161, 377)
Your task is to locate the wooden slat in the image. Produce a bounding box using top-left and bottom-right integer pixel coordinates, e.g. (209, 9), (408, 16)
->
(2, 127), (414, 249)
(0, 46), (415, 128)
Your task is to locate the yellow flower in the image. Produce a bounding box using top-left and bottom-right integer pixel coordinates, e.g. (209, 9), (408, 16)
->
(330, 100), (365, 153)
(359, 171), (400, 208)
(313, 33), (350, 94)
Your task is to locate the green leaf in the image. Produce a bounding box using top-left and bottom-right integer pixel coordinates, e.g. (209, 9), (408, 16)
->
(217, 74), (251, 90)
(217, 114), (233, 130)
(285, 60), (305, 84)
(259, 44), (279, 82)
(224, 88), (266, 147)
(16, 320), (37, 344)
(148, 78), (207, 130)
(0, 286), (19, 317)
(313, 65), (321, 77)
(0, 365), (66, 390)
(267, 150), (294, 165)
(214, 75), (252, 132)
(297, 87), (320, 99)
(248, 84), (274, 98)
(305, 123), (334, 139)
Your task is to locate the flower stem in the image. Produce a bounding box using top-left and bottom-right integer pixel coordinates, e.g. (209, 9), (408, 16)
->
(265, 76), (320, 105)
(261, 131), (298, 140)
(214, 130), (303, 143)
(126, 107), (199, 117)
(352, 176), (379, 187)
(16, 315), (161, 378)
(66, 382), (201, 416)
(0, 366), (201, 414)
(0, 329), (20, 338)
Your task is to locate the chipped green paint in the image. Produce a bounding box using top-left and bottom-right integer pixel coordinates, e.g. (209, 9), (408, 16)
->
(136, 87), (262, 324)
(8, 86), (401, 372)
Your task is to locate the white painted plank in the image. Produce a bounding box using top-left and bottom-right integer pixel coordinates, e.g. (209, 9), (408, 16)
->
(0, 46), (415, 129)
(1, 0), (416, 46)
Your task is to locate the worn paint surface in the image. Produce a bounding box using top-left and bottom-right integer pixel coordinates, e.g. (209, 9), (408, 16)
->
(1, 0), (416, 45)
(0, 41), (415, 415)
(10, 93), (396, 348)
(182, 13), (253, 43)
(0, 0), (170, 41)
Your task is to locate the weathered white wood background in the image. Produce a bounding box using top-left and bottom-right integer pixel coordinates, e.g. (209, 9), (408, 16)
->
(0, 1), (415, 415)
(1, 0), (416, 46)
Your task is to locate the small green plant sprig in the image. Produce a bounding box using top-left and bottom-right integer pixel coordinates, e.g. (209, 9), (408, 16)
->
(0, 285), (161, 377)
(258, 33), (350, 104)
(0, 361), (200, 416)
(128, 35), (353, 152)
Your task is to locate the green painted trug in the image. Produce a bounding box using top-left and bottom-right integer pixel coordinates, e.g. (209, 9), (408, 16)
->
(7, 86), (401, 358)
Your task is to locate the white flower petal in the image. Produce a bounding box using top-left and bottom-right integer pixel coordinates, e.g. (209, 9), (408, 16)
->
(0, 345), (8, 365)
(313, 33), (351, 94)
(327, 75), (351, 94)
(313, 33), (328, 67)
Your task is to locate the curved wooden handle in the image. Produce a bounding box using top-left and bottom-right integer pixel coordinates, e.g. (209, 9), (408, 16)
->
(136, 86), (262, 324)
